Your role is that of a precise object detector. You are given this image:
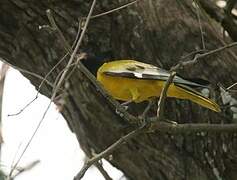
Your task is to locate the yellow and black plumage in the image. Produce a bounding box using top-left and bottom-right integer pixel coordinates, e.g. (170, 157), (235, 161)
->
(96, 60), (220, 112)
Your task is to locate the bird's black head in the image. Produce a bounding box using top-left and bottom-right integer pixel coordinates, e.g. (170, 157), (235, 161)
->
(80, 52), (113, 76)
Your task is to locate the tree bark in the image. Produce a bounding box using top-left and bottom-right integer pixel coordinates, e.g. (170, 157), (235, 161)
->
(1, 0), (237, 179)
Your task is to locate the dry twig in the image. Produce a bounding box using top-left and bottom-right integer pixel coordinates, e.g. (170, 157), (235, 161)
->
(194, 0), (206, 49)
(74, 124), (145, 180)
(11, 160), (40, 179)
(94, 162), (113, 180)
(46, 10), (73, 54)
(171, 41), (237, 71)
(156, 72), (176, 119)
(89, 0), (139, 20)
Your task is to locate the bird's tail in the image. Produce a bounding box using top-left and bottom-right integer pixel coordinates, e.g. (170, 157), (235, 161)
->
(169, 84), (221, 112)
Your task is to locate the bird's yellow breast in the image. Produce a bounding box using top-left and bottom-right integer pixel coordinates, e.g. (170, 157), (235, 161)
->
(97, 73), (164, 102)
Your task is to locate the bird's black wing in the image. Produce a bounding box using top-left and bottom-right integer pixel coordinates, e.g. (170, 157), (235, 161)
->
(103, 62), (208, 88)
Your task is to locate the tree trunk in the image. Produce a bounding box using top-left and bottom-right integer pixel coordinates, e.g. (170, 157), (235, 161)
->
(1, 0), (237, 179)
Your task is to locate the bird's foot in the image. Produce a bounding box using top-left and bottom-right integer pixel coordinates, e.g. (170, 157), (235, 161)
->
(115, 100), (133, 115)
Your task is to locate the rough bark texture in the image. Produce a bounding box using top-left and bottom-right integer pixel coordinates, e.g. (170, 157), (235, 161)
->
(1, 0), (237, 179)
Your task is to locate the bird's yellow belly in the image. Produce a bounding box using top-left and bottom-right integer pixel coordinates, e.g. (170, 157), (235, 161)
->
(97, 74), (164, 102)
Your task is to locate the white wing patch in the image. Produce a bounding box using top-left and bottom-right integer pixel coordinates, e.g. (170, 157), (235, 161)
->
(133, 72), (143, 78)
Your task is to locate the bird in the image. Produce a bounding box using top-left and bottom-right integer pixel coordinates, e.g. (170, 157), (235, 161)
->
(95, 59), (221, 112)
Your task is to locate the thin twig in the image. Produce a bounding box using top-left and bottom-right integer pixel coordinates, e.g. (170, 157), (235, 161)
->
(12, 160), (40, 179)
(36, 16), (82, 95)
(37, 53), (68, 95)
(10, 14), (83, 116)
(8, 102), (52, 179)
(8, 96), (38, 117)
(94, 162), (113, 180)
(8, 0), (97, 178)
(46, 10), (73, 53)
(194, 0), (206, 49)
(171, 41), (237, 71)
(179, 49), (207, 61)
(51, 0), (96, 100)
(197, 41), (237, 58)
(140, 99), (155, 119)
(227, 82), (237, 90)
(0, 55), (62, 117)
(156, 72), (176, 119)
(88, 0), (138, 20)
(9, 143), (22, 174)
(8, 54), (75, 117)
(63, 53), (87, 83)
(74, 125), (145, 180)
(148, 120), (237, 133)
(197, 2), (237, 61)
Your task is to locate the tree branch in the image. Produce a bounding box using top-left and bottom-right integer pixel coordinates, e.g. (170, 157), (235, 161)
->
(156, 72), (176, 119)
(94, 162), (113, 180)
(74, 115), (237, 180)
(11, 160), (40, 179)
(46, 10), (73, 54)
(148, 120), (237, 133)
(171, 41), (237, 71)
(74, 125), (145, 180)
(89, 0), (139, 20)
